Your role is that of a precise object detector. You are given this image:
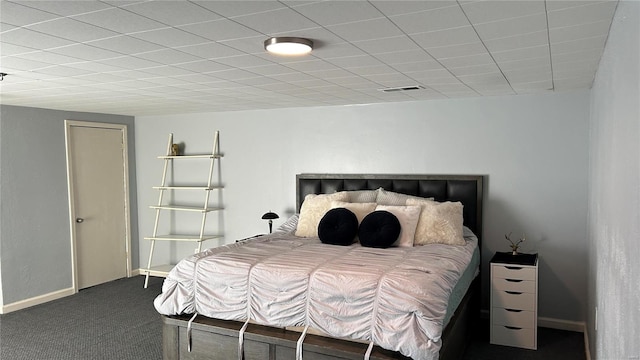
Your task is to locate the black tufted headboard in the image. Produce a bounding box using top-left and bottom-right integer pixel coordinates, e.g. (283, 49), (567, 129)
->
(296, 174), (484, 243)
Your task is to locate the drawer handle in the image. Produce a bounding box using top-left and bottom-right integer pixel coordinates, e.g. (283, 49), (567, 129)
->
(505, 308), (523, 313)
(505, 266), (523, 270)
(504, 326), (522, 330)
(505, 291), (522, 295)
(506, 279), (523, 282)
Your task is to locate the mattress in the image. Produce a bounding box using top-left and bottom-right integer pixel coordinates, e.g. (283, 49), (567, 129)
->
(154, 225), (479, 360)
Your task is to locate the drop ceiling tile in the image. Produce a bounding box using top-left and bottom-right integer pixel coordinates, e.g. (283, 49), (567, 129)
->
(458, 72), (508, 85)
(327, 18), (404, 42)
(291, 2), (383, 26)
(174, 60), (232, 73)
(504, 67), (551, 83)
(373, 49), (436, 65)
(551, 35), (607, 54)
(98, 55), (161, 69)
(135, 49), (202, 65)
(129, 28), (209, 48)
(244, 64), (296, 76)
(1, 28), (75, 49)
(0, 43), (39, 56)
(138, 65), (196, 77)
(206, 68), (260, 81)
(390, 6), (470, 34)
(311, 42), (368, 59)
(73, 7), (167, 33)
(483, 30), (549, 53)
(496, 56), (550, 71)
(348, 64), (397, 76)
(214, 54), (275, 68)
(449, 63), (501, 77)
(233, 7), (319, 34)
(460, 0), (546, 24)
(371, 1), (457, 17)
(219, 36), (267, 54)
(1, 1), (60, 26)
(28, 18), (119, 43)
(411, 26), (480, 49)
(304, 68), (356, 79)
(192, 1), (286, 19)
(549, 20), (613, 43)
(49, 44), (123, 61)
(14, 1), (112, 17)
(491, 44), (549, 62)
(426, 42), (488, 59)
(387, 60), (444, 72)
(553, 77), (593, 90)
(323, 55), (382, 69)
(548, 1), (618, 28)
(364, 73), (415, 87)
(551, 48), (603, 64)
(552, 58), (600, 73)
(281, 59), (340, 73)
(174, 42), (245, 59)
(33, 65), (94, 77)
(474, 13), (547, 40)
(123, 1), (221, 26)
(179, 19), (262, 42)
(438, 53), (495, 68)
(2, 55), (55, 70)
(354, 35), (423, 55)
(87, 35), (164, 55)
(14, 50), (83, 65)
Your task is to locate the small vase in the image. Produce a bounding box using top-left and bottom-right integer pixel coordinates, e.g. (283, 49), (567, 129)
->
(512, 250), (518, 255)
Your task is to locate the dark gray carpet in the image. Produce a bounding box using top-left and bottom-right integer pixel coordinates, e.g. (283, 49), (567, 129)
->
(1, 277), (585, 360)
(463, 319), (586, 360)
(0, 276), (163, 360)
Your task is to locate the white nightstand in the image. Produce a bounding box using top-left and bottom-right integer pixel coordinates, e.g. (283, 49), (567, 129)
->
(490, 252), (539, 350)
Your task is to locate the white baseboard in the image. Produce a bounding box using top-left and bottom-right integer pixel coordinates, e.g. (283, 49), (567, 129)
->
(131, 268), (141, 276)
(1, 287), (75, 314)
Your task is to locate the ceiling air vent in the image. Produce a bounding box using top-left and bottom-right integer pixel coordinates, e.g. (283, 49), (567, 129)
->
(379, 85), (424, 93)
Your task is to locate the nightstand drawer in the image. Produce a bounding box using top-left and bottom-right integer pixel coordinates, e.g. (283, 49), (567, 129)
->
(491, 325), (536, 349)
(492, 265), (536, 280)
(492, 278), (536, 293)
(492, 290), (535, 311)
(492, 308), (535, 328)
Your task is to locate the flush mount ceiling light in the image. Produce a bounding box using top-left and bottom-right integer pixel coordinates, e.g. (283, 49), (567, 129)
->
(264, 37), (313, 56)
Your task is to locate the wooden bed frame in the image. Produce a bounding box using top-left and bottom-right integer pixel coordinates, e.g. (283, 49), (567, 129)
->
(162, 174), (484, 360)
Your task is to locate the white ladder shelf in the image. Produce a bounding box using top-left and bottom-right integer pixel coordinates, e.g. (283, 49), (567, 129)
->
(142, 131), (223, 288)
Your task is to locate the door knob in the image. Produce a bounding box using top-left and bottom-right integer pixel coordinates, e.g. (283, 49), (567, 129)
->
(76, 218), (84, 223)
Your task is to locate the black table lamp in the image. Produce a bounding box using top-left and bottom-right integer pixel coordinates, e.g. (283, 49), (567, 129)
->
(261, 211), (279, 233)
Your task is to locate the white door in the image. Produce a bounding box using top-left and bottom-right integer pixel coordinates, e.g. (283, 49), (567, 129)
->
(66, 121), (131, 290)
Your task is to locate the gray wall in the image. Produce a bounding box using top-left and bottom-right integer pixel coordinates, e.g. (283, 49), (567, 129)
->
(0, 105), (137, 306)
(588, 1), (640, 359)
(136, 90), (590, 322)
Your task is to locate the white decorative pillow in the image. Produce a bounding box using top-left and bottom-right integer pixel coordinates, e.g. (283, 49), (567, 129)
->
(375, 204), (422, 247)
(295, 192), (349, 237)
(376, 188), (434, 206)
(407, 198), (465, 246)
(331, 201), (376, 225)
(347, 189), (380, 203)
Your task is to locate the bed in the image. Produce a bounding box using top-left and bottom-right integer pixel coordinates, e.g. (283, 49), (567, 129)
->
(157, 174), (483, 360)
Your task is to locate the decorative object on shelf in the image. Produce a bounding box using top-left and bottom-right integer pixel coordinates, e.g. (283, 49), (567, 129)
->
(170, 143), (180, 156)
(261, 211), (279, 233)
(505, 232), (526, 255)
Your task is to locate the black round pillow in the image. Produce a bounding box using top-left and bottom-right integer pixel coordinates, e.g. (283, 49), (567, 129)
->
(358, 210), (401, 248)
(318, 208), (359, 246)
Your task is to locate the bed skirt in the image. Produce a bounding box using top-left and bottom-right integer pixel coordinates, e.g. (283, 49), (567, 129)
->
(161, 277), (479, 360)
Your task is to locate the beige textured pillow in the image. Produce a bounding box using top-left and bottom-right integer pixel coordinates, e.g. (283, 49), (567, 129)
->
(376, 204), (422, 247)
(347, 189), (380, 203)
(295, 192), (349, 237)
(376, 188), (434, 206)
(330, 201), (377, 224)
(406, 198), (465, 246)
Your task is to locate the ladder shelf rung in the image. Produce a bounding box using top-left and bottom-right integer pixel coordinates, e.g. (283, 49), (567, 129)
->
(153, 185), (223, 190)
(149, 205), (223, 212)
(144, 234), (222, 242)
(157, 154), (222, 159)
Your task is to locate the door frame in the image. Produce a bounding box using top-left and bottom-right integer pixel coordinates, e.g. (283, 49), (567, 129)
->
(64, 120), (132, 293)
